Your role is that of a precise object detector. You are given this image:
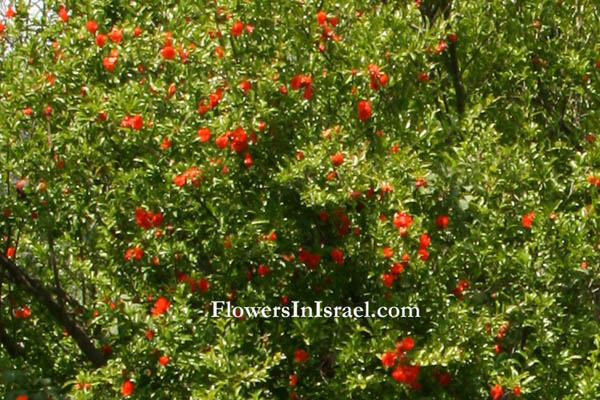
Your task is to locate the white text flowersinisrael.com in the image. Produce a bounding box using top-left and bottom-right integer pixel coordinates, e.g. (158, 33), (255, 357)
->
(210, 301), (420, 319)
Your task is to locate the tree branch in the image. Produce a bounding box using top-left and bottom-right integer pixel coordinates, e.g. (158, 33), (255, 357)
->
(0, 254), (106, 367)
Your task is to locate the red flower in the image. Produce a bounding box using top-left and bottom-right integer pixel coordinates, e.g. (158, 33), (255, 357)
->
(448, 33), (458, 43)
(108, 27), (123, 43)
(306, 253), (321, 269)
(161, 45), (176, 59)
(257, 264), (270, 276)
(368, 64), (389, 90)
(15, 305), (31, 319)
(381, 273), (395, 288)
(436, 215), (449, 229)
(161, 136), (172, 149)
(316, 10), (327, 24)
(439, 372), (451, 387)
(381, 351), (396, 367)
(0, 22), (4, 34)
(244, 152), (253, 167)
(357, 100), (372, 121)
(151, 297), (171, 316)
(133, 246), (144, 260)
(121, 115), (144, 130)
(145, 330), (154, 340)
(417, 71), (429, 83)
(399, 336), (415, 351)
(303, 85), (314, 99)
(522, 211), (535, 228)
(392, 364), (420, 385)
(173, 174), (187, 187)
(231, 20), (244, 36)
(133, 26), (142, 36)
(152, 212), (163, 227)
(391, 262), (404, 275)
(135, 208), (152, 229)
(419, 233), (431, 248)
(436, 40), (447, 53)
(86, 20), (98, 34)
(121, 380), (134, 397)
(239, 79), (251, 93)
(417, 248), (429, 261)
(197, 278), (210, 292)
(103, 56), (117, 71)
(58, 6), (68, 22)
(494, 342), (502, 354)
(95, 33), (107, 47)
(383, 247), (394, 258)
(229, 126), (249, 153)
(159, 355), (171, 366)
(197, 127), (211, 142)
(393, 212), (413, 229)
(16, 395), (28, 400)
(330, 248), (344, 265)
(490, 384), (503, 400)
(295, 349), (309, 362)
(6, 246), (15, 258)
(289, 373), (298, 387)
(513, 385), (522, 397)
(330, 152), (344, 166)
(6, 6), (16, 18)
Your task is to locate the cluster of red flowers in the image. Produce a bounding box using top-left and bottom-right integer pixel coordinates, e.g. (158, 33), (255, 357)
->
(380, 337), (420, 389)
(298, 247), (321, 270)
(381, 256), (408, 288)
(451, 279), (469, 300)
(216, 126), (249, 153)
(325, 209), (351, 236)
(417, 233), (430, 261)
(231, 20), (254, 36)
(213, 126), (254, 166)
(120, 114), (144, 130)
(14, 305), (32, 319)
(367, 64), (389, 91)
(316, 10), (340, 50)
(436, 215), (449, 229)
(124, 246), (144, 261)
(290, 74), (313, 100)
(176, 271), (210, 292)
(197, 88), (223, 115)
(587, 173), (600, 186)
(173, 167), (202, 187)
(135, 208), (163, 229)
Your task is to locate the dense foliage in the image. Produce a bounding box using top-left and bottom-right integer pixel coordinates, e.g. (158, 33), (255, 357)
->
(2, 0), (600, 398)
